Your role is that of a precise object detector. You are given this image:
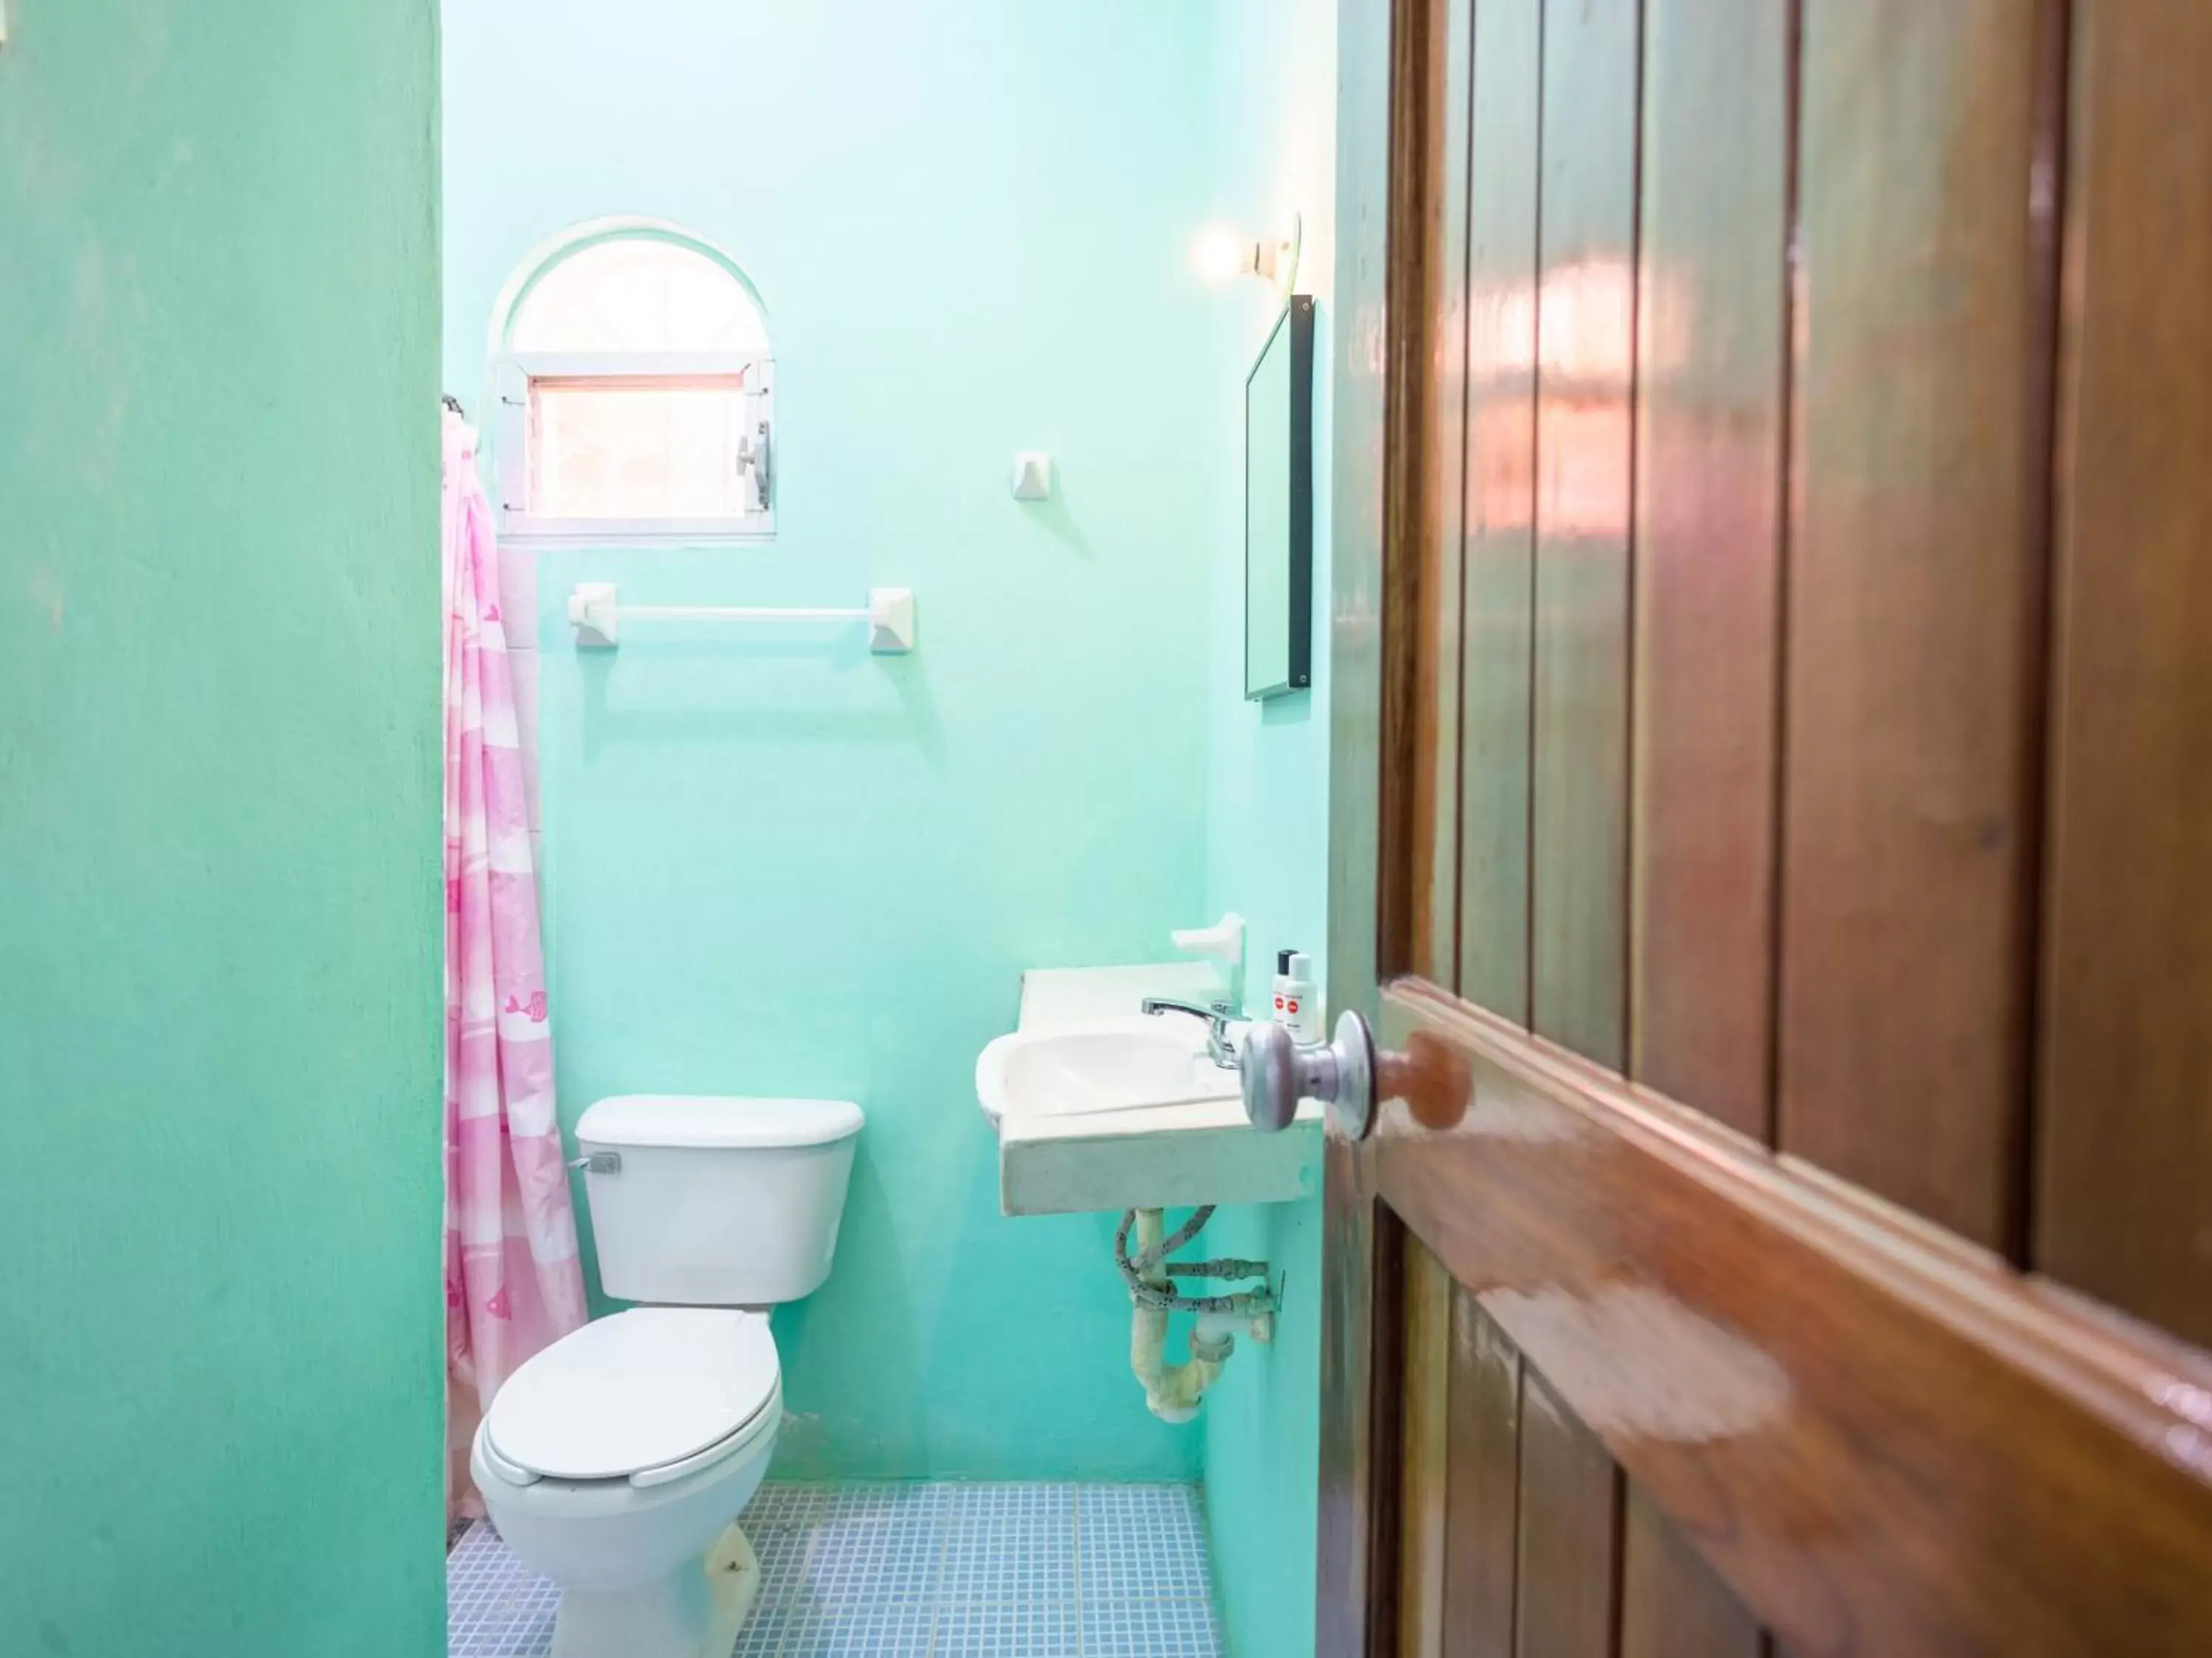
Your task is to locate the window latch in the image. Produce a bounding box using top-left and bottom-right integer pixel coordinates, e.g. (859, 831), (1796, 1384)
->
(737, 420), (773, 513)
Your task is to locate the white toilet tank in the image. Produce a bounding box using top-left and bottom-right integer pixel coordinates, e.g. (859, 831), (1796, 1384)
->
(574, 1095), (863, 1306)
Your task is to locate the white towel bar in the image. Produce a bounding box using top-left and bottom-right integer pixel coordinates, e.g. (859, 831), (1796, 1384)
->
(566, 583), (916, 653)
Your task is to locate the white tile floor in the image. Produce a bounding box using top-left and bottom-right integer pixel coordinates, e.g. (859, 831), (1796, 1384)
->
(447, 1482), (1224, 1658)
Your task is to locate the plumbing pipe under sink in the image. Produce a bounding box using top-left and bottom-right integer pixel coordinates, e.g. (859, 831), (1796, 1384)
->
(1122, 1208), (1273, 1423)
(1128, 1210), (1224, 1423)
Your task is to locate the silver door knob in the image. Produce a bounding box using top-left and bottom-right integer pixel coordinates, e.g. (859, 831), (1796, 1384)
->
(1239, 1010), (1378, 1141)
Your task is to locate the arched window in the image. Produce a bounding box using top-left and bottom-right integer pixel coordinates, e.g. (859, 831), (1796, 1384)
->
(490, 223), (774, 543)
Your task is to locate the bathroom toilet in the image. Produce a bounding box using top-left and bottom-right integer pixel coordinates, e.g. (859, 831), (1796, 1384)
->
(472, 1095), (862, 1658)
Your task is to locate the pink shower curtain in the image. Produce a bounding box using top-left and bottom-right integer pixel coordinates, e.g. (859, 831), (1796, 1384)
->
(443, 409), (587, 1455)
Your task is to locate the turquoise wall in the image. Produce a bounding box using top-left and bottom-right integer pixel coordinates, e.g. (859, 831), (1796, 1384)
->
(1199, 2), (1339, 1653)
(442, 0), (1224, 1479)
(0, 3), (444, 1655)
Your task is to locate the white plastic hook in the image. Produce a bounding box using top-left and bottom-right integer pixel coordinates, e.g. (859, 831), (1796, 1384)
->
(1171, 912), (1248, 1010)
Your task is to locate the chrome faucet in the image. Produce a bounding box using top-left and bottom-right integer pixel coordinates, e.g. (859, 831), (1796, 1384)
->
(1141, 996), (1241, 1070)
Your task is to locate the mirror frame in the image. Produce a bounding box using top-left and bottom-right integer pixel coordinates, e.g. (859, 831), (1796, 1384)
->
(1245, 293), (1316, 700)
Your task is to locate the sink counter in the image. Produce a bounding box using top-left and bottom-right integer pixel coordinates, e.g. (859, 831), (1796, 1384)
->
(990, 963), (1324, 1217)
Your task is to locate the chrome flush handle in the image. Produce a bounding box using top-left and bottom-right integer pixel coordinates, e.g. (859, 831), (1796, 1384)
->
(566, 1151), (622, 1174)
(1238, 1012), (1380, 1141)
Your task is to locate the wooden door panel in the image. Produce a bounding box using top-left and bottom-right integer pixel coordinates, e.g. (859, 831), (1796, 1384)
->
(2033, 0), (2212, 1350)
(1456, 0), (1543, 1023)
(1529, 0), (1640, 1069)
(1442, 1281), (1522, 1658)
(1778, 0), (2060, 1248)
(1394, 1235), (1775, 1658)
(1513, 1369), (1622, 1658)
(1321, 1137), (1395, 1658)
(1627, 0), (1792, 1142)
(1619, 1488), (1766, 1658)
(1372, 979), (2212, 1657)
(1398, 1237), (1455, 1658)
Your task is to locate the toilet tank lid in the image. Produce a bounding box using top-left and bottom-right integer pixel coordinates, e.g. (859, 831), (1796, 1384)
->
(577, 1095), (864, 1150)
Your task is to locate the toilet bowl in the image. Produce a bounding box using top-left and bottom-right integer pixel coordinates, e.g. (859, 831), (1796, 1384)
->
(473, 1307), (783, 1658)
(469, 1091), (862, 1658)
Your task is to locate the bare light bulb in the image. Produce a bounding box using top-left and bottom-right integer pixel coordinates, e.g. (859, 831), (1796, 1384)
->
(1191, 225), (1247, 285)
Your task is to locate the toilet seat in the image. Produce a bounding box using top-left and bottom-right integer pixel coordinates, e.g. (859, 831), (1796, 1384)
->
(485, 1308), (779, 1488)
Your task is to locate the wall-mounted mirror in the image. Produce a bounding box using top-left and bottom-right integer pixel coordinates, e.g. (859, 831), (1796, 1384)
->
(1245, 294), (1315, 700)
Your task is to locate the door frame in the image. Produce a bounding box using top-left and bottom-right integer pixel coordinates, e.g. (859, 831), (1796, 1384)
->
(1315, 0), (1429, 1643)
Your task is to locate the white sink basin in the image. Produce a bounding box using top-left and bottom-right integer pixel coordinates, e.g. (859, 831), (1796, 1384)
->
(975, 969), (1323, 1216)
(975, 1016), (1239, 1127)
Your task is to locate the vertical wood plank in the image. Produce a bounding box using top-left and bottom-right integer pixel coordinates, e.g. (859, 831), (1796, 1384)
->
(1618, 1487), (1765, 1658)
(1398, 1235), (1455, 1657)
(1412, 0), (1478, 985)
(1324, 1151), (1404, 1658)
(1514, 1368), (1623, 1658)
(1375, 0), (1443, 983)
(1530, 0), (1641, 1069)
(1627, 0), (1792, 1140)
(2035, 0), (2212, 1348)
(1457, 0), (1544, 1023)
(1442, 1289), (1523, 1658)
(1780, 0), (2055, 1246)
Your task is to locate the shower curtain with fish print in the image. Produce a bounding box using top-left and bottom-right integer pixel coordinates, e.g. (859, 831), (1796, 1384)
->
(444, 408), (585, 1514)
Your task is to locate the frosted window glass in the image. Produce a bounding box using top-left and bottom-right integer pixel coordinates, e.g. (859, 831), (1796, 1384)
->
(535, 382), (751, 519)
(510, 240), (768, 354)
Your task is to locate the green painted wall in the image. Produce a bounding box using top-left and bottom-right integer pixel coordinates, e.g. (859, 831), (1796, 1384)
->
(0, 4), (444, 1655)
(441, 0), (1223, 1480)
(1200, 1), (1339, 1652)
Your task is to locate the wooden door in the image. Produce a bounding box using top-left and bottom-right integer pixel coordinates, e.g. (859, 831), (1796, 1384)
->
(1319, 0), (2212, 1652)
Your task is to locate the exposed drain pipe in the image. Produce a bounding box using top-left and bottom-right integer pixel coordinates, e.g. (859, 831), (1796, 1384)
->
(1117, 1207), (1277, 1423)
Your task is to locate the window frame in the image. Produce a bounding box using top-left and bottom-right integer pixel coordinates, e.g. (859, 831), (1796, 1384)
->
(488, 228), (777, 549)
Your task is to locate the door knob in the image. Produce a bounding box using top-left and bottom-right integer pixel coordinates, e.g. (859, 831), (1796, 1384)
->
(1239, 1011), (1378, 1141)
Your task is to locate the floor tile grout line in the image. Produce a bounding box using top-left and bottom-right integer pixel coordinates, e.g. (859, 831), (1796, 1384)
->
(1071, 1482), (1087, 1658)
(925, 1492), (953, 1658)
(765, 1518), (813, 1658)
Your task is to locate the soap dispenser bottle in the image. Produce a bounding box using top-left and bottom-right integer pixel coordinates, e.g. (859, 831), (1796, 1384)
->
(1272, 950), (1321, 1043)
